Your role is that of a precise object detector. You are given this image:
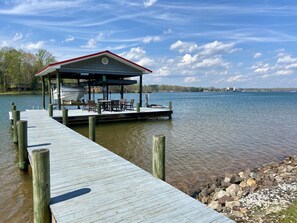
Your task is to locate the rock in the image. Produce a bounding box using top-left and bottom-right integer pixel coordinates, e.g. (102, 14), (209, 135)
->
(232, 210), (244, 218)
(218, 195), (233, 204)
(275, 176), (283, 183)
(208, 200), (221, 210)
(207, 183), (217, 194)
(221, 181), (232, 188)
(213, 190), (230, 200)
(286, 165), (294, 172)
(239, 169), (251, 179)
(247, 178), (257, 187)
(250, 172), (258, 179)
(239, 180), (247, 188)
(226, 184), (241, 197)
(230, 175), (242, 184)
(225, 201), (240, 209)
(224, 177), (231, 183)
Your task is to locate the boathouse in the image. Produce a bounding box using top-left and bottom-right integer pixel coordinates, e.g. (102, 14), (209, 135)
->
(35, 50), (152, 110)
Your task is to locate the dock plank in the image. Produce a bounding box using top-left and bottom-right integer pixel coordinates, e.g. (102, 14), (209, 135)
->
(21, 110), (233, 223)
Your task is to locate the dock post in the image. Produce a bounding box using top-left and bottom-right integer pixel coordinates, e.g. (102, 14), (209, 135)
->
(48, 104), (53, 117)
(169, 101), (172, 111)
(32, 149), (50, 223)
(89, 116), (96, 142)
(152, 135), (165, 181)
(136, 103), (140, 113)
(62, 108), (68, 126)
(13, 110), (20, 144)
(11, 102), (15, 113)
(10, 103), (16, 127)
(17, 120), (28, 171)
(97, 101), (101, 115)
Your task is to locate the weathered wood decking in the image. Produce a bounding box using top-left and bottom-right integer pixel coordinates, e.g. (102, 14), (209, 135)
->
(20, 110), (233, 223)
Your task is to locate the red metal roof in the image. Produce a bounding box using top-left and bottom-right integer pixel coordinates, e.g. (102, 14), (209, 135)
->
(35, 50), (152, 76)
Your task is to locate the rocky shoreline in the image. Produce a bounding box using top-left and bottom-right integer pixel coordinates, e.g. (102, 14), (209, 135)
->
(194, 156), (297, 222)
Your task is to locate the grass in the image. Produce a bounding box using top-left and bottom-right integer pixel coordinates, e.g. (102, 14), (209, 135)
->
(279, 199), (297, 223)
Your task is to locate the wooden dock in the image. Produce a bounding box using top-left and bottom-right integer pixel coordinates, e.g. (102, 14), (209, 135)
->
(20, 110), (233, 223)
(52, 107), (173, 124)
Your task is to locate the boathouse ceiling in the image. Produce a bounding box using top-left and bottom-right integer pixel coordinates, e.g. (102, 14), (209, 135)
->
(35, 50), (152, 79)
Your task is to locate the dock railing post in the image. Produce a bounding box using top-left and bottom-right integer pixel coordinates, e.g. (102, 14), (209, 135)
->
(152, 135), (165, 181)
(17, 120), (28, 171)
(13, 110), (20, 144)
(10, 103), (16, 128)
(169, 101), (172, 111)
(97, 101), (101, 115)
(136, 103), (140, 113)
(11, 102), (15, 113)
(48, 104), (53, 117)
(62, 108), (68, 126)
(32, 149), (50, 223)
(89, 116), (96, 142)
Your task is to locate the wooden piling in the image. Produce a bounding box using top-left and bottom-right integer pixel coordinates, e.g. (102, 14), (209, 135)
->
(11, 102), (15, 113)
(97, 101), (101, 115)
(32, 149), (50, 223)
(13, 110), (20, 144)
(17, 120), (28, 171)
(136, 103), (140, 113)
(152, 135), (165, 181)
(169, 101), (172, 111)
(89, 116), (96, 142)
(62, 108), (68, 126)
(48, 104), (53, 117)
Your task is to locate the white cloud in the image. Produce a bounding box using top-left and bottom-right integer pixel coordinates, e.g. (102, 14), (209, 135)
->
(64, 35), (74, 42)
(163, 28), (173, 35)
(276, 70), (294, 76)
(13, 32), (23, 41)
(143, 0), (157, 7)
(178, 54), (196, 66)
(170, 40), (198, 53)
(227, 75), (247, 82)
(195, 57), (228, 68)
(277, 55), (297, 64)
(184, 77), (198, 83)
(143, 35), (161, 44)
(49, 39), (56, 43)
(198, 40), (238, 56)
(81, 38), (97, 49)
(0, 40), (8, 47)
(254, 52), (262, 58)
(121, 47), (154, 67)
(23, 41), (44, 50)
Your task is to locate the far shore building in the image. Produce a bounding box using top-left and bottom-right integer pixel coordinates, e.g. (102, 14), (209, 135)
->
(35, 50), (152, 110)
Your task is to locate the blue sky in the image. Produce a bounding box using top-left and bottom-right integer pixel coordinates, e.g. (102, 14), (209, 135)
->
(1, 0), (297, 88)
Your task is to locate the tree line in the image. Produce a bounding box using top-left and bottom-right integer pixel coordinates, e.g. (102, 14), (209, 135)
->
(0, 47), (55, 92)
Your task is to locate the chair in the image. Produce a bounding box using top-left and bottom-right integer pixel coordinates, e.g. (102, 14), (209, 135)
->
(110, 100), (120, 112)
(119, 99), (127, 111)
(126, 99), (134, 110)
(88, 100), (96, 112)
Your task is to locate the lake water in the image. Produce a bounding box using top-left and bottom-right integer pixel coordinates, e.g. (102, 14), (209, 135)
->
(1, 92), (297, 221)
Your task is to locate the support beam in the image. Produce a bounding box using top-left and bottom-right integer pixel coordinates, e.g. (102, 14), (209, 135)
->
(88, 79), (91, 100)
(120, 78), (124, 99)
(48, 76), (52, 105)
(139, 75), (143, 107)
(57, 72), (61, 110)
(17, 120), (28, 171)
(41, 76), (45, 110)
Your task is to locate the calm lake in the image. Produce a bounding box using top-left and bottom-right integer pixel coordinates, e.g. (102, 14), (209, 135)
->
(1, 92), (297, 222)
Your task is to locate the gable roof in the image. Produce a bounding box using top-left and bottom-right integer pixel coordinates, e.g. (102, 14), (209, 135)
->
(35, 50), (152, 77)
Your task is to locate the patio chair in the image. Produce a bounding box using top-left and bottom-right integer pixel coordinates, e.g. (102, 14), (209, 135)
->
(88, 100), (97, 112)
(119, 99), (127, 111)
(126, 99), (134, 110)
(111, 100), (120, 112)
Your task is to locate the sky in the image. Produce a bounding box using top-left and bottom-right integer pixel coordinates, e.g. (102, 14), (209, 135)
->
(1, 0), (297, 88)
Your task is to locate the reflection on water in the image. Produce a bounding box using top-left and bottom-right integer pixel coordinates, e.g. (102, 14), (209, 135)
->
(1, 92), (297, 222)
